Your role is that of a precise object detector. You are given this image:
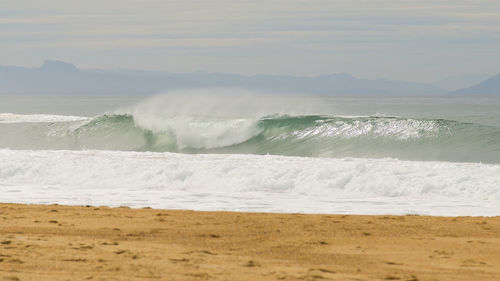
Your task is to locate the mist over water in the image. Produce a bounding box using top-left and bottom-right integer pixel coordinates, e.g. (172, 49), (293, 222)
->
(1, 91), (499, 163)
(1, 91), (500, 215)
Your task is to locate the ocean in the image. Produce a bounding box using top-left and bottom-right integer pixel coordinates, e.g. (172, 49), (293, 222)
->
(1, 92), (499, 216)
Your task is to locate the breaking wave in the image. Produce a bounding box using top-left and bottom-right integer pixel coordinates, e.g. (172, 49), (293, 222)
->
(1, 112), (500, 163)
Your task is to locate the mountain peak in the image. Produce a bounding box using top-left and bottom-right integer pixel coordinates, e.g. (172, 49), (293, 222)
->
(40, 60), (79, 72)
(316, 73), (356, 80)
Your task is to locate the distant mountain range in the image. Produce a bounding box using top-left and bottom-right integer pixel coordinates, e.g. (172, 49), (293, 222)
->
(0, 60), (498, 96)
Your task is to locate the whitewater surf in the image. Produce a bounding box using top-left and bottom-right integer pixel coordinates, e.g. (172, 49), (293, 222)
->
(1, 93), (499, 215)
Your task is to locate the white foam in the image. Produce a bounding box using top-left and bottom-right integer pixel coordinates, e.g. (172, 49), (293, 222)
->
(0, 113), (90, 123)
(133, 115), (261, 149)
(0, 149), (499, 216)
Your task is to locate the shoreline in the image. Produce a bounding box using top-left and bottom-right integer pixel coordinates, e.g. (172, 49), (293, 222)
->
(1, 203), (499, 280)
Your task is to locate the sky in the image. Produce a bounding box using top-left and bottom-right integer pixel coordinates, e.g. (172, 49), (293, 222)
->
(1, 0), (500, 82)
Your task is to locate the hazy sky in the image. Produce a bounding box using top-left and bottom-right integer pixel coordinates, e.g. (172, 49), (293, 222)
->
(1, 0), (500, 82)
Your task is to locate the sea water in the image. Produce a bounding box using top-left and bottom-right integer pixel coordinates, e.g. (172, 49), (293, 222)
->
(1, 92), (499, 216)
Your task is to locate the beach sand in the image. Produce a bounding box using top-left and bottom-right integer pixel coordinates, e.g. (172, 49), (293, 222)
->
(0, 203), (499, 281)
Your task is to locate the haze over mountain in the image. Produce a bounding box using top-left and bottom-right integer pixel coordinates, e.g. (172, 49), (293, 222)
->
(0, 61), (199, 96)
(0, 60), (498, 96)
(431, 74), (491, 92)
(452, 74), (500, 96)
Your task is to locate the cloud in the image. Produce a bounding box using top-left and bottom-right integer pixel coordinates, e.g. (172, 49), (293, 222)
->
(1, 0), (499, 82)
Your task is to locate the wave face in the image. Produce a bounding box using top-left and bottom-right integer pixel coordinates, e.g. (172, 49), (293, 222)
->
(1, 113), (500, 163)
(1, 149), (499, 216)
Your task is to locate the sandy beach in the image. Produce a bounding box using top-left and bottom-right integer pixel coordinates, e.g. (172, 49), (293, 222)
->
(0, 203), (499, 281)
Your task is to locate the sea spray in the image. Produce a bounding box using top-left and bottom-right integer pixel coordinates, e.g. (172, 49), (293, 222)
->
(2, 94), (500, 216)
(1, 113), (499, 163)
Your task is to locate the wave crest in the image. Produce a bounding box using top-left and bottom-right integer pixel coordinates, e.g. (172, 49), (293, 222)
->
(0, 113), (90, 123)
(1, 112), (499, 163)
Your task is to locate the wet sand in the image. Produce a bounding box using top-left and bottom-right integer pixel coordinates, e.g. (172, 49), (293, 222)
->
(0, 203), (499, 281)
